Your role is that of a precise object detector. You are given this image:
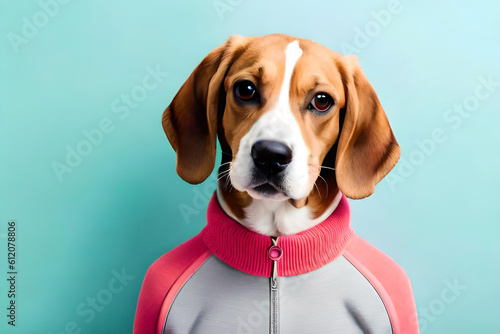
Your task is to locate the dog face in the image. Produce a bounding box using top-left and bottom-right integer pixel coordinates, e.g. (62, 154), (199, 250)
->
(163, 34), (400, 222)
(226, 39), (340, 203)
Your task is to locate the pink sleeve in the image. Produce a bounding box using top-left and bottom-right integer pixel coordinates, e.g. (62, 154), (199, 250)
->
(133, 235), (210, 334)
(344, 235), (419, 334)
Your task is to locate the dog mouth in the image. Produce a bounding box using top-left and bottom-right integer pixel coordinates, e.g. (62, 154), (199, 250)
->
(248, 180), (290, 200)
(253, 182), (280, 195)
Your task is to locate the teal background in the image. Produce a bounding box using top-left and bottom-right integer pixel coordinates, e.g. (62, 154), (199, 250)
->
(1, 0), (499, 333)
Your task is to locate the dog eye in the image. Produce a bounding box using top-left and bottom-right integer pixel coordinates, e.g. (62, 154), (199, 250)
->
(308, 93), (333, 113)
(234, 81), (257, 102)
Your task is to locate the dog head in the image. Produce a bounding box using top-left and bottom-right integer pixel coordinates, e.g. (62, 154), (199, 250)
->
(162, 34), (400, 225)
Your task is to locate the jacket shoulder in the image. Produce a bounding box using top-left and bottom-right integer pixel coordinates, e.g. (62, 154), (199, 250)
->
(133, 234), (210, 334)
(344, 234), (419, 334)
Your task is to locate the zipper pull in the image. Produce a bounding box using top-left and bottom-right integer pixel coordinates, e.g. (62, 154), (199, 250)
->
(269, 236), (282, 289)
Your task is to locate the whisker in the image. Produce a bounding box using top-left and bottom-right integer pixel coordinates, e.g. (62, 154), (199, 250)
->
(217, 161), (233, 180)
(219, 161), (232, 168)
(317, 174), (329, 198)
(313, 181), (322, 200)
(308, 163), (335, 172)
(224, 174), (232, 191)
(307, 166), (326, 199)
(217, 170), (230, 181)
(217, 173), (229, 182)
(221, 151), (233, 157)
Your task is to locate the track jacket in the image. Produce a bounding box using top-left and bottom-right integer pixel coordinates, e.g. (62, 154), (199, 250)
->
(134, 194), (419, 333)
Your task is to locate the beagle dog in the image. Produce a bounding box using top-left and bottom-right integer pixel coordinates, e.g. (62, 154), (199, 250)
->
(135, 34), (418, 334)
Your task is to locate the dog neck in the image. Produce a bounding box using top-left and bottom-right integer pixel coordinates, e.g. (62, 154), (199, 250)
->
(216, 185), (342, 236)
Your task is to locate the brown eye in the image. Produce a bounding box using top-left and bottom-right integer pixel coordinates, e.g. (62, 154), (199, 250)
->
(308, 93), (333, 113)
(235, 80), (257, 102)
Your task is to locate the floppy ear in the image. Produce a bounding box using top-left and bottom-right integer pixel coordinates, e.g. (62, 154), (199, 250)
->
(162, 35), (246, 184)
(335, 55), (400, 199)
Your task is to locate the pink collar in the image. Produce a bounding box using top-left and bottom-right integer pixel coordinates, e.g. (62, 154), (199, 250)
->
(201, 194), (354, 277)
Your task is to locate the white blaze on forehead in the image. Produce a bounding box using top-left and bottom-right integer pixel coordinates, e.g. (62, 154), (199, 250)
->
(249, 40), (305, 143)
(278, 40), (303, 109)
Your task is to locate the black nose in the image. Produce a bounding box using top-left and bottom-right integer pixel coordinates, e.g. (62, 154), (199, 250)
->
(251, 140), (292, 175)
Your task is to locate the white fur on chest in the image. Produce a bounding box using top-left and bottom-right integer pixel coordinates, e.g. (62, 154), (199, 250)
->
(242, 191), (342, 235)
(217, 187), (342, 236)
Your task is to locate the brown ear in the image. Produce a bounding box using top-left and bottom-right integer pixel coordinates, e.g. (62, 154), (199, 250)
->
(162, 35), (246, 184)
(335, 55), (400, 199)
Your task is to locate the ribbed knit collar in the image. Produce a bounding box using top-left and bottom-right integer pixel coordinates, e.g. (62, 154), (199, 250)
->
(201, 193), (354, 277)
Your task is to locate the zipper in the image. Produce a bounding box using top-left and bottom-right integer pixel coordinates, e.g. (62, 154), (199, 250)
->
(269, 236), (282, 334)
